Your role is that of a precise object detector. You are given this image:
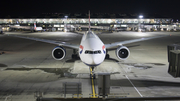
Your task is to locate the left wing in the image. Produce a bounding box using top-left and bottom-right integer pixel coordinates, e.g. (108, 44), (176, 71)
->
(105, 35), (168, 50)
(6, 34), (79, 49)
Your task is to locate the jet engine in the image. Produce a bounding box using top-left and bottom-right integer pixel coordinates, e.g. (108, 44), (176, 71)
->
(116, 46), (130, 60)
(52, 46), (66, 60)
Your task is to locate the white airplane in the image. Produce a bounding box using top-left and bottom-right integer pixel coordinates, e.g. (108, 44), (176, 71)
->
(10, 23), (42, 32)
(7, 11), (166, 78)
(33, 23), (43, 32)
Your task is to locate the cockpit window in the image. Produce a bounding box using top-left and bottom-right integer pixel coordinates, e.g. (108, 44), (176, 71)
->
(94, 51), (98, 54)
(85, 51), (88, 54)
(85, 50), (102, 54)
(98, 50), (101, 53)
(89, 51), (93, 54)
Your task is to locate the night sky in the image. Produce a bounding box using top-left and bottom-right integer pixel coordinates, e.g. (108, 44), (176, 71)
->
(1, 0), (180, 20)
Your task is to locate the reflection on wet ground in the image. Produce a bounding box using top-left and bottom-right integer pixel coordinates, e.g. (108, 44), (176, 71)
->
(111, 79), (180, 87)
(121, 63), (166, 69)
(0, 63), (7, 67)
(105, 58), (119, 62)
(5, 68), (77, 78)
(65, 58), (80, 62)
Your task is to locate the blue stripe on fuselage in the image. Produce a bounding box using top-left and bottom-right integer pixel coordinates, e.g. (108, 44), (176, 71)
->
(103, 50), (106, 54)
(80, 50), (83, 54)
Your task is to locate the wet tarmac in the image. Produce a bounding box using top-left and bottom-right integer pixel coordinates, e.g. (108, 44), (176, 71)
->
(0, 31), (180, 101)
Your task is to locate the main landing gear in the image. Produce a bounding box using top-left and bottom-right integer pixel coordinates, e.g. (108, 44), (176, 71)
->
(105, 50), (110, 59)
(90, 67), (96, 79)
(72, 49), (78, 59)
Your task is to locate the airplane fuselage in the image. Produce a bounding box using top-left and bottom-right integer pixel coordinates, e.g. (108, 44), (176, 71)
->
(79, 31), (106, 67)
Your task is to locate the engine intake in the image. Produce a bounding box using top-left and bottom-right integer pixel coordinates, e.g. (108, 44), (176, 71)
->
(116, 46), (130, 60)
(52, 46), (66, 60)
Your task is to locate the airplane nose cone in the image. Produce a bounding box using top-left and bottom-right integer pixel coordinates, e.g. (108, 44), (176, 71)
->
(81, 54), (104, 66)
(91, 55), (101, 65)
(91, 56), (97, 64)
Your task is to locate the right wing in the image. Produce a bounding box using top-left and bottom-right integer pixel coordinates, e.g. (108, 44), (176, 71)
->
(6, 34), (79, 49)
(105, 35), (168, 50)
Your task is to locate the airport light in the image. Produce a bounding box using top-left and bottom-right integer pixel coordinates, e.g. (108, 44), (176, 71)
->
(138, 15), (143, 32)
(139, 15), (143, 19)
(64, 16), (68, 32)
(65, 16), (68, 19)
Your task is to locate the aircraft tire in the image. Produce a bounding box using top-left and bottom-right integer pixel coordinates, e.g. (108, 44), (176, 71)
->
(105, 54), (110, 59)
(72, 54), (78, 59)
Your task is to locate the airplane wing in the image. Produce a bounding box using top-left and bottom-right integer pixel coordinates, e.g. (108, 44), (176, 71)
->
(105, 35), (168, 50)
(6, 34), (79, 49)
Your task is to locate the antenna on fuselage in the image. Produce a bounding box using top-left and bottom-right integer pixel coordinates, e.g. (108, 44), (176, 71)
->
(89, 10), (91, 31)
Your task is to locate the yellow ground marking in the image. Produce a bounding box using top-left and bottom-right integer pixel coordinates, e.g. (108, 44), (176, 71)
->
(90, 67), (98, 98)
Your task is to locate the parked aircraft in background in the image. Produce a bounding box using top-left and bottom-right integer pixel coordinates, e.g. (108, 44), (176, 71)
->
(9, 23), (42, 32)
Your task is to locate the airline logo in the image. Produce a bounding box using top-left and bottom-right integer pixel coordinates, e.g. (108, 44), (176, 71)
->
(79, 45), (84, 54)
(102, 45), (106, 54)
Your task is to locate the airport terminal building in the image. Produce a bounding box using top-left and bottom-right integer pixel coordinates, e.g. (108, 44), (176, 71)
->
(0, 13), (178, 32)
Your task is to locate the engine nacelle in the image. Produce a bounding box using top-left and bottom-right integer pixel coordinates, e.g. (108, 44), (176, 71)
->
(52, 46), (66, 60)
(116, 46), (130, 60)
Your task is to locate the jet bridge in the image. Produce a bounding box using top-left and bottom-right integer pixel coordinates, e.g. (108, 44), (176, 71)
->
(167, 44), (180, 77)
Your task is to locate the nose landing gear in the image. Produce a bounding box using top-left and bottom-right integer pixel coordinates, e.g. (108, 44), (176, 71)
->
(90, 67), (96, 79)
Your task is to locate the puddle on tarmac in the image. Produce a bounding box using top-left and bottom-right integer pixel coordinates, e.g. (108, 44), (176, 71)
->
(0, 64), (7, 67)
(5, 67), (77, 78)
(121, 63), (166, 69)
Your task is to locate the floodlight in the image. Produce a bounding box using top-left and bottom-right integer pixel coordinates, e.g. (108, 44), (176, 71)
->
(139, 15), (143, 19)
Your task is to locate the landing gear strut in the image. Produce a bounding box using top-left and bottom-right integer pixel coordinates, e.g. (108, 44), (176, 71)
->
(105, 50), (110, 59)
(72, 49), (78, 59)
(90, 67), (96, 79)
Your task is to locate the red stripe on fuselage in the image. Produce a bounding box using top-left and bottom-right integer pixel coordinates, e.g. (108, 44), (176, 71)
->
(80, 45), (84, 49)
(102, 45), (105, 49)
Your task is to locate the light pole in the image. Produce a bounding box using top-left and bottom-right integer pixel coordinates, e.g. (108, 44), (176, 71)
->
(64, 16), (68, 32)
(138, 15), (143, 32)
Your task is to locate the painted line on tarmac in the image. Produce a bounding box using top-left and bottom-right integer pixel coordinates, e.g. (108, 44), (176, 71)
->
(121, 65), (143, 97)
(125, 75), (143, 97)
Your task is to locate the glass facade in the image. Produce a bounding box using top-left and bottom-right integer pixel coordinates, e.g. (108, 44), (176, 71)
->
(0, 18), (172, 24)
